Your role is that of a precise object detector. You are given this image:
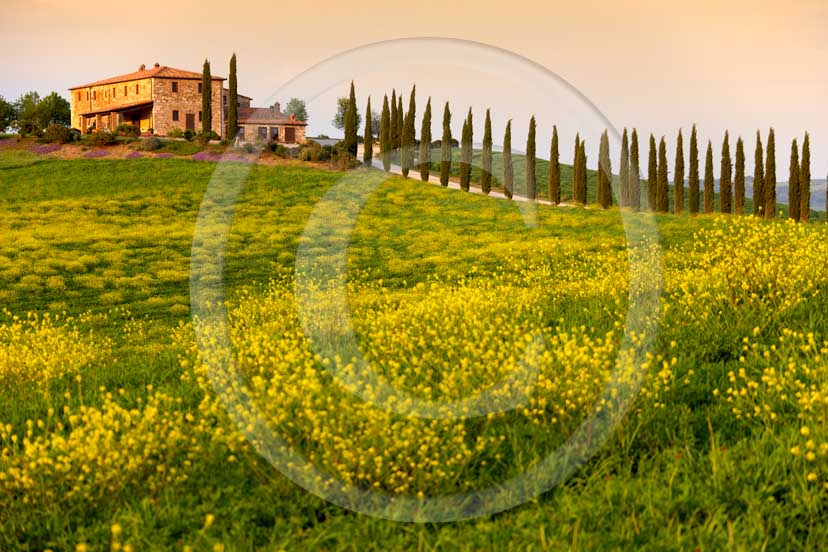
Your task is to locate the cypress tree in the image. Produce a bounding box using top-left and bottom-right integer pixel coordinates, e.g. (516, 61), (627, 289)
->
(688, 125), (700, 215)
(765, 128), (776, 219)
(390, 90), (398, 152)
(630, 129), (641, 211)
(526, 116), (537, 200)
(578, 140), (588, 204)
(481, 109), (492, 194)
(788, 138), (800, 221)
(419, 98), (432, 182)
(363, 97), (373, 166)
(396, 96), (404, 154)
(343, 81), (358, 156)
(439, 102), (452, 187)
(734, 137), (746, 215)
(720, 132), (732, 214)
(657, 137), (669, 212)
(704, 141), (714, 214)
(401, 86), (416, 178)
(380, 95), (391, 171)
(674, 129), (685, 215)
(572, 134), (583, 203)
(201, 59), (212, 136)
(800, 132), (811, 223)
(459, 110), (472, 191)
(619, 128), (630, 207)
(503, 120), (513, 199)
(227, 54), (238, 140)
(753, 131), (765, 216)
(549, 125), (561, 204)
(647, 134), (657, 211)
(598, 130), (612, 208)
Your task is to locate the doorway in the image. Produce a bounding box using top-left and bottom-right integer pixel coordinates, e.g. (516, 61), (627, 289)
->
(186, 113), (195, 131)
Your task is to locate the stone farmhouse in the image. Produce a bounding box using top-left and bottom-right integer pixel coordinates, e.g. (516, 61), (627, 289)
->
(69, 63), (306, 144)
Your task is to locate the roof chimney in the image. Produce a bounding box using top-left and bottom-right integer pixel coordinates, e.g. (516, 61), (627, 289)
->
(139, 64), (146, 71)
(154, 62), (160, 68)
(273, 102), (281, 114)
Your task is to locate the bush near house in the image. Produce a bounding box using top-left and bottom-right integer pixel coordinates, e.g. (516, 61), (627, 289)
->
(87, 130), (117, 147)
(115, 124), (141, 138)
(40, 124), (75, 144)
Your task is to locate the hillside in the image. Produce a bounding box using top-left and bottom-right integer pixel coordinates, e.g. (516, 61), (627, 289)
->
(1, 151), (828, 549)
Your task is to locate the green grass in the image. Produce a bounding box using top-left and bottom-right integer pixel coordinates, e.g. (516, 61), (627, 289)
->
(1, 151), (828, 550)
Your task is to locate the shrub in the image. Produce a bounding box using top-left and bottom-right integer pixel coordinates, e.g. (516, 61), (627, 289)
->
(87, 130), (116, 147)
(167, 128), (184, 139)
(335, 151), (358, 170)
(183, 129), (195, 141)
(41, 124), (72, 144)
(299, 142), (331, 162)
(140, 136), (163, 151)
(267, 143), (289, 158)
(243, 142), (255, 154)
(115, 124), (141, 138)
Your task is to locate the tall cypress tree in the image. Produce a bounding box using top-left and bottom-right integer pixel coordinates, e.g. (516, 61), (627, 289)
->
(549, 125), (561, 204)
(765, 128), (776, 219)
(578, 140), (588, 204)
(401, 86), (416, 177)
(396, 96), (404, 155)
(657, 137), (669, 212)
(481, 109), (492, 194)
(343, 81), (358, 156)
(419, 98), (432, 182)
(674, 129), (685, 215)
(788, 138), (800, 221)
(201, 59), (212, 136)
(619, 128), (630, 207)
(704, 141), (715, 214)
(572, 134), (583, 203)
(503, 120), (513, 199)
(630, 129), (641, 211)
(227, 54), (238, 140)
(734, 137), (746, 215)
(363, 97), (373, 166)
(439, 102), (452, 187)
(598, 131), (612, 208)
(753, 131), (765, 216)
(526, 116), (537, 200)
(688, 125), (700, 215)
(459, 110), (472, 191)
(380, 95), (391, 171)
(647, 134), (657, 211)
(390, 90), (398, 153)
(800, 132), (811, 223)
(720, 132), (732, 214)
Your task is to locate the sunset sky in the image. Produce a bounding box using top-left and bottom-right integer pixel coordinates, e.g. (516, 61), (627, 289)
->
(2, 0), (826, 177)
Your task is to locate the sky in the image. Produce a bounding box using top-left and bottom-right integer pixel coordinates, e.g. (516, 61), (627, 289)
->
(2, 0), (827, 178)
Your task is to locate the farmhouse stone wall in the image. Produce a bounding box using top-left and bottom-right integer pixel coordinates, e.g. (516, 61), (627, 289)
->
(237, 123), (306, 145)
(152, 78), (223, 137)
(70, 77), (154, 131)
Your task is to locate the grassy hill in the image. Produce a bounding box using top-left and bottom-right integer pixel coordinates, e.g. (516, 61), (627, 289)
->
(1, 151), (828, 549)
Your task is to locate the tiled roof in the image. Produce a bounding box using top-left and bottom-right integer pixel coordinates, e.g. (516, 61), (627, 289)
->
(70, 65), (225, 90)
(79, 100), (154, 116)
(238, 107), (307, 126)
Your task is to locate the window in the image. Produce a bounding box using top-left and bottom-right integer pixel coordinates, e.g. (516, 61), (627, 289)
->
(92, 91), (96, 100)
(77, 92), (82, 101)
(269, 127), (279, 141)
(258, 127), (267, 140)
(172, 82), (178, 93)
(124, 85), (128, 96)
(223, 95), (227, 105)
(198, 83), (203, 93)
(135, 84), (139, 94)
(112, 87), (115, 98)
(198, 112), (202, 122)
(237, 127), (245, 141)
(172, 110), (180, 122)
